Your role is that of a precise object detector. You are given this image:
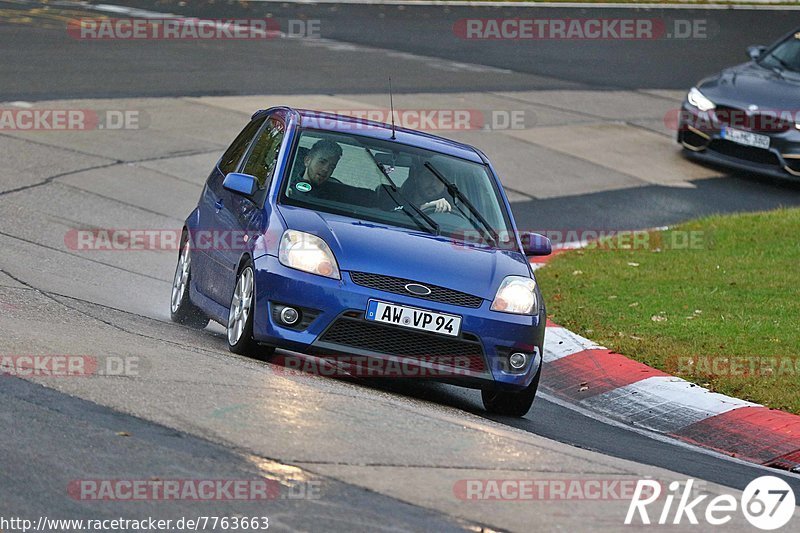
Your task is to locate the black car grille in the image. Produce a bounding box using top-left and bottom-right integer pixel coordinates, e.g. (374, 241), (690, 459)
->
(784, 158), (800, 174)
(316, 317), (486, 372)
(680, 129), (711, 150)
(714, 106), (792, 133)
(708, 140), (781, 166)
(349, 271), (483, 308)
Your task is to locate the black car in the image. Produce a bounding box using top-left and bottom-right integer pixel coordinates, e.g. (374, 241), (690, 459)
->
(678, 27), (800, 180)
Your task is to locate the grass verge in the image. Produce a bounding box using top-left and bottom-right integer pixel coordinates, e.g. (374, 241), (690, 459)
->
(535, 208), (800, 414)
(413, 1), (798, 5)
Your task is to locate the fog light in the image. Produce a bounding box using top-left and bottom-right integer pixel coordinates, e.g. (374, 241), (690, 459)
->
(509, 352), (528, 370)
(279, 306), (300, 326)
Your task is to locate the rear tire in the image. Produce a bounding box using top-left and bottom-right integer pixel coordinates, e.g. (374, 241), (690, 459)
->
(227, 260), (275, 360)
(481, 368), (541, 417)
(170, 233), (210, 330)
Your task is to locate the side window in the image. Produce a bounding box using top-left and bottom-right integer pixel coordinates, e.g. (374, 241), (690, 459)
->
(218, 116), (267, 176)
(287, 133), (382, 190)
(242, 118), (286, 189)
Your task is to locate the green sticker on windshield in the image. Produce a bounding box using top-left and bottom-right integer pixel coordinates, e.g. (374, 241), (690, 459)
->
(295, 182), (312, 193)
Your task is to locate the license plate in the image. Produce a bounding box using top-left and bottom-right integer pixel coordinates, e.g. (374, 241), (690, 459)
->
(365, 300), (461, 337)
(722, 126), (770, 149)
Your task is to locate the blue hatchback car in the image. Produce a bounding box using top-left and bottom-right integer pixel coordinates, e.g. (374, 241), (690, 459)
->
(171, 107), (551, 416)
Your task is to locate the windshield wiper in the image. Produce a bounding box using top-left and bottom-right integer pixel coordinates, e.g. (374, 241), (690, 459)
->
(770, 66), (785, 79)
(424, 162), (499, 248)
(364, 149), (440, 236)
(763, 52), (797, 74)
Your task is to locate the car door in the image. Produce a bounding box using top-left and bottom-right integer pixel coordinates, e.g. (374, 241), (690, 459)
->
(195, 114), (267, 305)
(216, 115), (287, 304)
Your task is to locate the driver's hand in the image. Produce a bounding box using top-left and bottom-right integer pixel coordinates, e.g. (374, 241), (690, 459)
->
(421, 198), (452, 213)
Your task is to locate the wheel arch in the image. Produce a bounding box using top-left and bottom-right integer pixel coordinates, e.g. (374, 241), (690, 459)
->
(177, 226), (190, 259)
(236, 252), (254, 275)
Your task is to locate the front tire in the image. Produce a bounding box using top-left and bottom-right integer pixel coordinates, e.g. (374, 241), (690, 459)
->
(481, 368), (541, 417)
(170, 234), (210, 329)
(227, 260), (275, 359)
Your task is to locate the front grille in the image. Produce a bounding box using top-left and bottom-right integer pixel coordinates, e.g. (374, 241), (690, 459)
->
(350, 271), (483, 308)
(708, 140), (781, 166)
(714, 106), (791, 133)
(317, 316), (486, 372)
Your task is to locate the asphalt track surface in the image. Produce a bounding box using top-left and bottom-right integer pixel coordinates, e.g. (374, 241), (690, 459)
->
(2, 0), (800, 530)
(2, 0), (800, 98)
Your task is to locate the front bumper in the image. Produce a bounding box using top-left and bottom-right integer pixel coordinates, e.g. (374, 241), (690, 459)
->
(251, 254), (544, 390)
(677, 102), (800, 180)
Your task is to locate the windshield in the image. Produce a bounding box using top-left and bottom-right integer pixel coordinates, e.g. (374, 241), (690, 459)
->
(280, 129), (513, 247)
(760, 34), (800, 72)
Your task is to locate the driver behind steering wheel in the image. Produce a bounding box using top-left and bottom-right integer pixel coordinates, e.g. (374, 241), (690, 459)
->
(400, 161), (453, 213)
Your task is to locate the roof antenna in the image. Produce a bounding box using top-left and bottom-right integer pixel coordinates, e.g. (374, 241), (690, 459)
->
(389, 76), (396, 140)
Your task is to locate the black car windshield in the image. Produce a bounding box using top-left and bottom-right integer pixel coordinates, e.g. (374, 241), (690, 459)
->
(280, 128), (514, 247)
(760, 34), (800, 72)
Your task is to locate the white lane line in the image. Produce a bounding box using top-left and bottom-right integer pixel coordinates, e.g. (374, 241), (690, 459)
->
(543, 325), (605, 363)
(88, 4), (281, 38)
(539, 390), (800, 480)
(90, 3), (177, 18)
(6, 101), (33, 108)
(579, 376), (759, 433)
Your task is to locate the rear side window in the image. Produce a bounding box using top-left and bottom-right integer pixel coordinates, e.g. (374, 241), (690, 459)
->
(218, 116), (267, 175)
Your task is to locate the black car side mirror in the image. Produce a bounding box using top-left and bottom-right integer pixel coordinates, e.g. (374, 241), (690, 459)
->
(746, 45), (766, 60)
(521, 232), (552, 257)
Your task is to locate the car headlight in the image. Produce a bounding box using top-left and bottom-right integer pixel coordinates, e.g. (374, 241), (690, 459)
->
(687, 87), (715, 112)
(279, 230), (340, 279)
(491, 276), (539, 315)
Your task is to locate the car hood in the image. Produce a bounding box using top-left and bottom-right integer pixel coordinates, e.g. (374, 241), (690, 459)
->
(277, 205), (531, 300)
(698, 62), (800, 110)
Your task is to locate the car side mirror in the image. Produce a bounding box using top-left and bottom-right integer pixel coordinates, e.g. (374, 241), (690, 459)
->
(746, 45), (766, 60)
(223, 172), (258, 197)
(521, 232), (552, 257)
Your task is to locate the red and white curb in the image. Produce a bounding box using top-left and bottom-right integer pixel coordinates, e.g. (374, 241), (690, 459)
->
(531, 257), (800, 473)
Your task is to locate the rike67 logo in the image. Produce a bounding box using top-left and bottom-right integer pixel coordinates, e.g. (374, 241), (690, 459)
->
(626, 477), (795, 530)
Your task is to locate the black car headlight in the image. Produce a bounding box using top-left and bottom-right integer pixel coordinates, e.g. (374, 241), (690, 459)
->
(687, 87), (715, 112)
